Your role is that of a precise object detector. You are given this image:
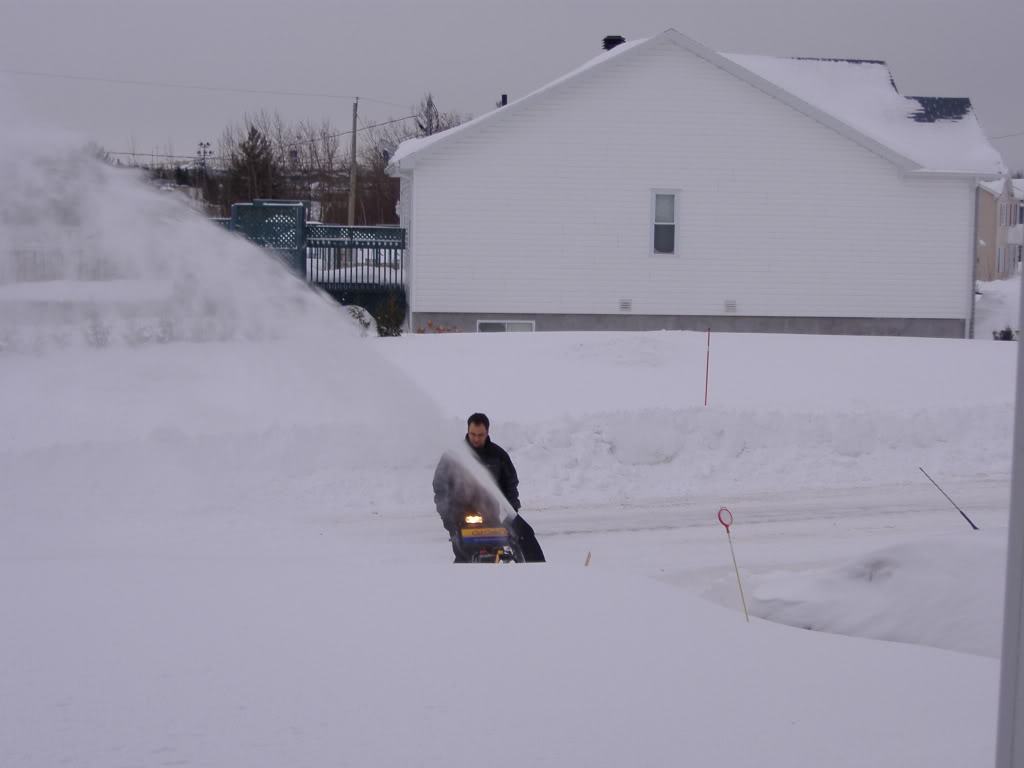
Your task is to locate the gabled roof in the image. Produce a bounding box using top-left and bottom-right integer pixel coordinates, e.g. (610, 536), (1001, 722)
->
(389, 37), (647, 168)
(722, 53), (1003, 175)
(979, 178), (1024, 200)
(979, 178), (1009, 197)
(389, 29), (1004, 178)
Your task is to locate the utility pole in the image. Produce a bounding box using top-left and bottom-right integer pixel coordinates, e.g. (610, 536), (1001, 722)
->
(348, 97), (358, 227)
(196, 141), (211, 206)
(996, 271), (1024, 766)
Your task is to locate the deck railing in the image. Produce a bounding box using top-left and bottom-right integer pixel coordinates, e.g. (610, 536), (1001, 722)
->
(216, 203), (405, 290)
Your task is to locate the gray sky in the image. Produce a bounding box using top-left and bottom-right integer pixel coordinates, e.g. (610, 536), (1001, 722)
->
(4, 0), (1024, 170)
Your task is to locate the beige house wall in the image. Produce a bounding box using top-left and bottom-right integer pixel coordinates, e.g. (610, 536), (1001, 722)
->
(976, 181), (1018, 282)
(977, 187), (999, 281)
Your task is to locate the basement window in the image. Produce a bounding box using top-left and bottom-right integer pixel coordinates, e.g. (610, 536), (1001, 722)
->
(652, 190), (678, 255)
(477, 320), (536, 333)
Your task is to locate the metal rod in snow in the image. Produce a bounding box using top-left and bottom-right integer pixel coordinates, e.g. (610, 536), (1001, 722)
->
(717, 507), (749, 622)
(704, 328), (711, 407)
(919, 467), (979, 530)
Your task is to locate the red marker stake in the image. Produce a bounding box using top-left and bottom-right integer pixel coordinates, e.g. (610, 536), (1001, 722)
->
(718, 507), (749, 623)
(704, 328), (711, 407)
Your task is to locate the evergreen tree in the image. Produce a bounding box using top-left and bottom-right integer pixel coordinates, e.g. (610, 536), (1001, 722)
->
(227, 126), (280, 202)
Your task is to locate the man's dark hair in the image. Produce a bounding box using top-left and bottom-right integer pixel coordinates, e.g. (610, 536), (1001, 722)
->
(467, 412), (490, 430)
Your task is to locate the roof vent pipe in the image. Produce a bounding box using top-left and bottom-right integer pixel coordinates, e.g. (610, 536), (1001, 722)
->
(603, 35), (626, 51)
(501, 94), (508, 106)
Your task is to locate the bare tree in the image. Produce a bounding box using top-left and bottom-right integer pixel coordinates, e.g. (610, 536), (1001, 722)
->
(415, 92), (466, 136)
(202, 97), (467, 223)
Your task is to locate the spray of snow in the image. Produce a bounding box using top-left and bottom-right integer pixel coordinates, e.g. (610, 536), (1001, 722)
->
(0, 104), (510, 551)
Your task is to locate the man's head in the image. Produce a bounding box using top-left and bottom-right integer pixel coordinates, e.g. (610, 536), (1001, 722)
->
(467, 413), (490, 448)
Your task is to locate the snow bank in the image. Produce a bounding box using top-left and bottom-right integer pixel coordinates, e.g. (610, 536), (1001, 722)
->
(377, 330), (1017, 420)
(506, 404), (1011, 505)
(378, 330), (1015, 506)
(975, 273), (1021, 340)
(0, 560), (997, 768)
(748, 533), (1007, 657)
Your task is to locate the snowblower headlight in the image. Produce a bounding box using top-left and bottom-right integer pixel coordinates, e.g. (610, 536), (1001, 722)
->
(464, 514), (484, 525)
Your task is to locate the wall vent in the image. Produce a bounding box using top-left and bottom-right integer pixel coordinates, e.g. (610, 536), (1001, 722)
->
(724, 299), (737, 313)
(619, 299), (632, 312)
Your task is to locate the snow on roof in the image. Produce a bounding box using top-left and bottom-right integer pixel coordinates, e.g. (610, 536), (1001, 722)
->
(389, 39), (648, 167)
(723, 54), (1004, 175)
(979, 178), (1007, 197)
(390, 31), (1005, 176)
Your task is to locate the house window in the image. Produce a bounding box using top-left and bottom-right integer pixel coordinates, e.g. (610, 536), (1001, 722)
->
(477, 320), (536, 333)
(652, 191), (678, 255)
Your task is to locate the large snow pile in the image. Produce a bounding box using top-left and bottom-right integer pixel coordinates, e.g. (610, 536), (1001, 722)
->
(748, 533), (1007, 657)
(378, 331), (1015, 505)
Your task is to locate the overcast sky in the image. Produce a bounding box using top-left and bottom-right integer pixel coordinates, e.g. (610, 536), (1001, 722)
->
(4, 0), (1024, 170)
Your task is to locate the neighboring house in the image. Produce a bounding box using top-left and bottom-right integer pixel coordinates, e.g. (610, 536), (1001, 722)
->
(388, 29), (1004, 338)
(1014, 180), (1024, 270)
(976, 178), (1022, 281)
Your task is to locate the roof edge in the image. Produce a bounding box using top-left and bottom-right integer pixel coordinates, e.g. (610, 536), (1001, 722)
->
(390, 27), (938, 175)
(387, 35), (660, 174)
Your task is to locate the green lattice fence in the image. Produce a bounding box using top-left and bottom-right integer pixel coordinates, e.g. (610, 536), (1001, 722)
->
(229, 201), (308, 276)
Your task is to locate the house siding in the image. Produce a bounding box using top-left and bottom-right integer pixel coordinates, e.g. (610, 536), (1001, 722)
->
(406, 37), (974, 329)
(977, 187), (1000, 282)
(976, 184), (1019, 282)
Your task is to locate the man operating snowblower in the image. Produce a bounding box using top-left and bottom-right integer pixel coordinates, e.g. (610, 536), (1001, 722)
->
(432, 413), (546, 563)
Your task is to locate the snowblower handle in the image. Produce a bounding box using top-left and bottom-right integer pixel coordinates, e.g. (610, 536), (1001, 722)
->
(717, 507), (733, 531)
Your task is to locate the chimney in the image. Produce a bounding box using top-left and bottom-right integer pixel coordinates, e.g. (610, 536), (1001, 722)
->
(603, 35), (626, 51)
(501, 94), (508, 107)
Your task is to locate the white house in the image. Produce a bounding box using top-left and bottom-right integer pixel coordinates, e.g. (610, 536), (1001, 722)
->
(388, 29), (1004, 337)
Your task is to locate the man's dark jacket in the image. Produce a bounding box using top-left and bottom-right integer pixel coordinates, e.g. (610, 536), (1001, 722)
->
(432, 436), (520, 530)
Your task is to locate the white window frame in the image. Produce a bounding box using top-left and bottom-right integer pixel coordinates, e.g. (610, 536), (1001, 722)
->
(650, 189), (680, 256)
(476, 319), (536, 333)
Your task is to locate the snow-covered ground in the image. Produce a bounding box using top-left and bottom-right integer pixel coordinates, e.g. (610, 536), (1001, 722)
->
(1, 133), (1020, 766)
(976, 273), (1022, 340)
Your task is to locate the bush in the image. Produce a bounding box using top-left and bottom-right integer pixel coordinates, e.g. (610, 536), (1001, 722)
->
(376, 292), (407, 337)
(347, 306), (373, 336)
(993, 326), (1018, 341)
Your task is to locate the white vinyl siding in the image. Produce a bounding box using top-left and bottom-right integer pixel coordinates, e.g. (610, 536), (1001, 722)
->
(406, 36), (973, 321)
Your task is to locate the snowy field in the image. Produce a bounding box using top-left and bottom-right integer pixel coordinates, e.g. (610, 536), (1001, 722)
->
(1, 136), (1020, 767)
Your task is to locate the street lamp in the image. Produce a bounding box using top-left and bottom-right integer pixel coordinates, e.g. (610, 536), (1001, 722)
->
(196, 141), (211, 204)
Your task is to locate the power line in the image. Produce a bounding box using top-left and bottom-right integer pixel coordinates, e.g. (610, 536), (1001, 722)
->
(0, 68), (413, 110)
(108, 151), (211, 160)
(276, 114), (417, 151)
(991, 131), (1024, 141)
(103, 115), (418, 163)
